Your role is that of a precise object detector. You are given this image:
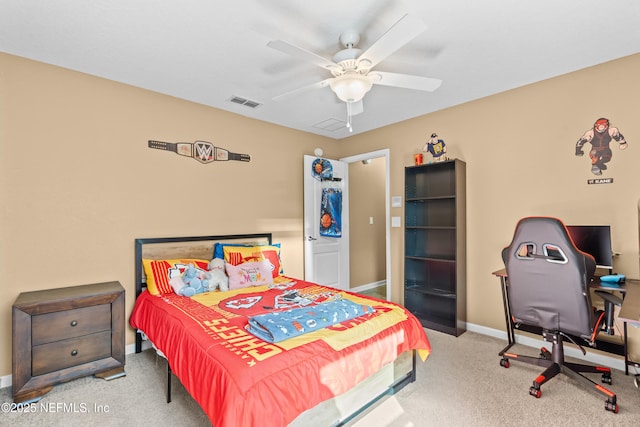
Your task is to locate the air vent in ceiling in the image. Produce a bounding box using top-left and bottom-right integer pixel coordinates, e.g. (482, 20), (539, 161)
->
(228, 96), (262, 109)
(312, 118), (347, 132)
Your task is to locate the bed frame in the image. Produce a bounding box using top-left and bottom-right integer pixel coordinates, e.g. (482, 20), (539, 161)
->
(133, 233), (417, 426)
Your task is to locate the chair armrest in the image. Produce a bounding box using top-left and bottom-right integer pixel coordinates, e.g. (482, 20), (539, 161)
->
(595, 290), (623, 306)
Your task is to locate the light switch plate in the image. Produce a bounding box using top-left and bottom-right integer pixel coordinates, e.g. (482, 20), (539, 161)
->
(391, 196), (402, 208)
(391, 216), (401, 227)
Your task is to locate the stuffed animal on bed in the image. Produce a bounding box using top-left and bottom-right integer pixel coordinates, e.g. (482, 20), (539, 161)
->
(208, 258), (229, 292)
(175, 264), (210, 297)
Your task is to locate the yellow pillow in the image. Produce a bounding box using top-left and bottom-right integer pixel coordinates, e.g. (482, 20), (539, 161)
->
(223, 245), (283, 278)
(142, 258), (209, 295)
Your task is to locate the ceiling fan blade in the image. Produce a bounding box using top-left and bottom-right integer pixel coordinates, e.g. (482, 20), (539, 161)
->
(272, 78), (333, 102)
(267, 40), (339, 72)
(370, 71), (442, 92)
(358, 14), (426, 69)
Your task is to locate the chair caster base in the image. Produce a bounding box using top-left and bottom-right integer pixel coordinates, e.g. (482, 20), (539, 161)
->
(540, 347), (551, 360)
(605, 400), (618, 413)
(529, 386), (541, 398)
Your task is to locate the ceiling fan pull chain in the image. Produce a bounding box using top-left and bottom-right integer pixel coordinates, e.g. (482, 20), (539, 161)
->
(346, 102), (353, 133)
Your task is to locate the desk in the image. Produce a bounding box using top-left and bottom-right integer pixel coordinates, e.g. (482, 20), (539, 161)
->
(617, 280), (640, 377)
(493, 268), (640, 375)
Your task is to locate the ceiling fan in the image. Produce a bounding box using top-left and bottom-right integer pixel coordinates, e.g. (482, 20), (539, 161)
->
(267, 13), (442, 131)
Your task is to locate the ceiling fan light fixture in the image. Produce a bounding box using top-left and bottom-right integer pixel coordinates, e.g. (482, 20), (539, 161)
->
(329, 74), (373, 103)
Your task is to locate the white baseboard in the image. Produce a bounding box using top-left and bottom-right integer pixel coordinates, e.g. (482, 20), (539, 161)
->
(0, 374), (9, 389)
(466, 322), (627, 372)
(351, 281), (386, 293)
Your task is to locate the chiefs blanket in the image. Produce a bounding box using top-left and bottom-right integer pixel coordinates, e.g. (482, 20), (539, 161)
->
(130, 278), (430, 427)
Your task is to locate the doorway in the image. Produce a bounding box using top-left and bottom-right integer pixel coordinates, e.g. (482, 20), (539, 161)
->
(340, 149), (390, 300)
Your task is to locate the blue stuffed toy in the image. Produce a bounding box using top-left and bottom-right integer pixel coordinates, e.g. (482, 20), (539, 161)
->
(178, 264), (210, 297)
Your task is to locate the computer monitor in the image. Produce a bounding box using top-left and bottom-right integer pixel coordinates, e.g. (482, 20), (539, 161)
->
(566, 225), (613, 270)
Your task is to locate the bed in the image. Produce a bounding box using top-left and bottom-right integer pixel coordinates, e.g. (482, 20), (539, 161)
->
(130, 233), (431, 426)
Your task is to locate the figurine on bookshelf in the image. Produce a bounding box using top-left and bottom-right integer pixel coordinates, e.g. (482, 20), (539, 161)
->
(423, 133), (447, 163)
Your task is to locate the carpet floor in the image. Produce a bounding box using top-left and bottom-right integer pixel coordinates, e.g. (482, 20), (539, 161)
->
(1, 329), (639, 426)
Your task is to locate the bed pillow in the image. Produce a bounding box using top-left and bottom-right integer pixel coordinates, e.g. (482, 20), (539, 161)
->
(225, 259), (274, 289)
(213, 242), (246, 259)
(213, 242), (280, 259)
(222, 244), (283, 278)
(142, 258), (210, 295)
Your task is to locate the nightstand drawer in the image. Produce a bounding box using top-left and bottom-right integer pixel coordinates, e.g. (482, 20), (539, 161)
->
(32, 330), (112, 376)
(32, 304), (111, 345)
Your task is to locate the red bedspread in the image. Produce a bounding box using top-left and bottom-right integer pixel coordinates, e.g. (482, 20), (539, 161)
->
(129, 278), (430, 427)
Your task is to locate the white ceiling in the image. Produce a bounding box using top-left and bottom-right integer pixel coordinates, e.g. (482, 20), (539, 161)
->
(2, 0), (639, 140)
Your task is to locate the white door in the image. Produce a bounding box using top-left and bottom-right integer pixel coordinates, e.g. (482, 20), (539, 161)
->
(303, 155), (349, 290)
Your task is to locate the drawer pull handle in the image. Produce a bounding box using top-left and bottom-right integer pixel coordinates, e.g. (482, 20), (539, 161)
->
(71, 349), (78, 357)
(70, 320), (78, 327)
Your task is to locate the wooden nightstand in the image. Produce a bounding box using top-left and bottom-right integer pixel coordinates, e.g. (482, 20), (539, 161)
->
(12, 281), (126, 403)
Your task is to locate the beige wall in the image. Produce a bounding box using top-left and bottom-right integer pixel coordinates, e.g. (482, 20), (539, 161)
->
(348, 157), (386, 287)
(0, 53), (338, 377)
(2, 52), (639, 378)
(340, 53), (640, 356)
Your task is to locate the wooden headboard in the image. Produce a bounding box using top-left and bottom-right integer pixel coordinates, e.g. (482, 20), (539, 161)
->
(133, 233), (272, 352)
(134, 233), (272, 296)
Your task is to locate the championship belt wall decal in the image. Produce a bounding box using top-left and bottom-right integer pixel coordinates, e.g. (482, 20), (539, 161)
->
(148, 140), (251, 164)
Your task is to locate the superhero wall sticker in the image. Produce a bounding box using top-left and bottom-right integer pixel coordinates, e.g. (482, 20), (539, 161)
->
(575, 118), (628, 181)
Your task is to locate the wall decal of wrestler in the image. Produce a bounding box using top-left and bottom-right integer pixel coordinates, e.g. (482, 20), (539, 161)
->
(423, 133), (447, 163)
(575, 118), (628, 175)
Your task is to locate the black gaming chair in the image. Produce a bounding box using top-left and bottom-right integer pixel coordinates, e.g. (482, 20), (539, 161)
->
(499, 217), (618, 413)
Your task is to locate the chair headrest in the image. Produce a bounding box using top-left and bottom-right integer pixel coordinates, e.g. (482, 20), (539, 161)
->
(504, 216), (596, 280)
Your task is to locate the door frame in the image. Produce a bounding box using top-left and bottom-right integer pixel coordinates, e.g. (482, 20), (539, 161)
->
(340, 149), (391, 301)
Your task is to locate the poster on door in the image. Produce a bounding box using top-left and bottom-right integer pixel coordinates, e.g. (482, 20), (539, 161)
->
(320, 179), (342, 238)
